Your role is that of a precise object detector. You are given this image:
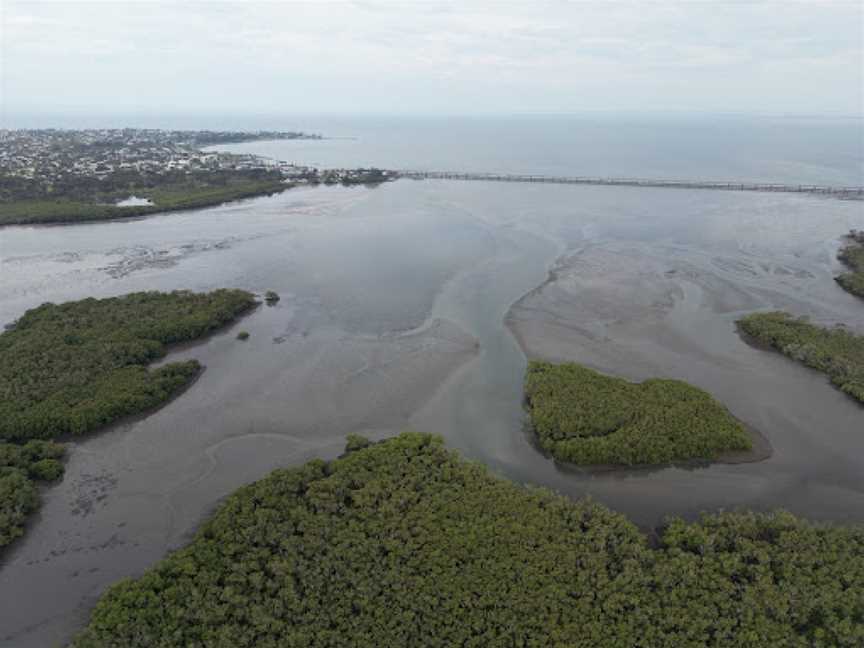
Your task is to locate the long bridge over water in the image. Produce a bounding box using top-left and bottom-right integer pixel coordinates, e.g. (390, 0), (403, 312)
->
(397, 170), (864, 198)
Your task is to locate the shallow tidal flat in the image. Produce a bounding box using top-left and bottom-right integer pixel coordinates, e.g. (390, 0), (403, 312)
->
(0, 308), (476, 647)
(0, 184), (481, 647)
(1, 179), (863, 646)
(505, 235), (864, 519)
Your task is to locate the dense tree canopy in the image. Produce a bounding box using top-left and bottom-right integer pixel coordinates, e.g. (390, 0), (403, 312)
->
(0, 439), (65, 549)
(524, 361), (752, 465)
(0, 289), (256, 440)
(738, 311), (864, 403)
(73, 433), (864, 647)
(0, 289), (255, 554)
(0, 171), (287, 225)
(836, 229), (864, 299)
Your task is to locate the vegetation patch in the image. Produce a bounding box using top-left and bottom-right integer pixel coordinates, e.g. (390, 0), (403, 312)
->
(0, 440), (65, 549)
(0, 289), (256, 441)
(73, 433), (863, 647)
(524, 361), (752, 465)
(836, 229), (864, 299)
(0, 172), (288, 226)
(738, 311), (864, 403)
(0, 290), (255, 553)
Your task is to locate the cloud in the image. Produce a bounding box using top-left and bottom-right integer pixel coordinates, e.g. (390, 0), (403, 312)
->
(2, 0), (861, 115)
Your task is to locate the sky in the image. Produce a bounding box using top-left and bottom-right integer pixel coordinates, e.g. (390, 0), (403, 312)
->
(1, 0), (863, 120)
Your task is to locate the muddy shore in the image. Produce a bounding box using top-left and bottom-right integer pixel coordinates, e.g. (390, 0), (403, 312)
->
(1, 180), (863, 646)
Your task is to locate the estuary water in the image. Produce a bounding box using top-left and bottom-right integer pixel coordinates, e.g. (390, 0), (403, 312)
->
(0, 114), (863, 646)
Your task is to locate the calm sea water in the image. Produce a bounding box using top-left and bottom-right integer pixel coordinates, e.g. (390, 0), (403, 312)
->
(0, 114), (863, 646)
(10, 113), (864, 184)
(214, 114), (863, 185)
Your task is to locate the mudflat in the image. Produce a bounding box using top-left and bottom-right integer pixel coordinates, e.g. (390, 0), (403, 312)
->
(1, 179), (863, 646)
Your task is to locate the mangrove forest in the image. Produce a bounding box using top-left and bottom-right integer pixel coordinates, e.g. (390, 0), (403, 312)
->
(523, 361), (752, 466)
(0, 440), (65, 550)
(738, 311), (864, 404)
(73, 433), (864, 647)
(836, 229), (864, 299)
(0, 171), (289, 226)
(0, 289), (255, 553)
(0, 289), (256, 441)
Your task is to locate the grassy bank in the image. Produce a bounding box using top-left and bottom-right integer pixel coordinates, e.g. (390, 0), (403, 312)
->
(836, 229), (864, 299)
(0, 178), (288, 226)
(73, 433), (864, 647)
(524, 361), (752, 466)
(738, 311), (864, 403)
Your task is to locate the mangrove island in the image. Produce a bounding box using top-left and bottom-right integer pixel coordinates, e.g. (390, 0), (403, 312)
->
(524, 361), (754, 466)
(0, 289), (255, 552)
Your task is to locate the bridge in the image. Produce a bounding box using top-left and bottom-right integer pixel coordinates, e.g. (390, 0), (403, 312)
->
(397, 170), (864, 198)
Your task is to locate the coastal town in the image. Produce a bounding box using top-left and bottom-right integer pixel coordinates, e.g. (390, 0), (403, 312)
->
(0, 128), (396, 194)
(0, 129), (399, 224)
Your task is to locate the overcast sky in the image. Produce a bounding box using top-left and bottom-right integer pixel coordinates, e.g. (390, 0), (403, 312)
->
(2, 1), (862, 119)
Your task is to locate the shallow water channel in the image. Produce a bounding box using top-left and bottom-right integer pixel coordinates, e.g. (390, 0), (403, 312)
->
(0, 179), (862, 646)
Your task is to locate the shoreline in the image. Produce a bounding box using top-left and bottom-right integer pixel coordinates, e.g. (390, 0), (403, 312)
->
(1, 129), (323, 228)
(504, 258), (773, 472)
(735, 317), (864, 407)
(1, 296), (258, 563)
(0, 182), (293, 228)
(0, 175), (394, 229)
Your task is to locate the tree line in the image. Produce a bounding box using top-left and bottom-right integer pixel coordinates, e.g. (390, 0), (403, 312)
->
(0, 440), (65, 549)
(0, 168), (283, 205)
(738, 311), (864, 404)
(836, 229), (864, 299)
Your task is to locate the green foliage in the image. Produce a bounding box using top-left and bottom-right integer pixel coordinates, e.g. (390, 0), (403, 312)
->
(738, 311), (864, 403)
(344, 433), (371, 453)
(0, 289), (256, 441)
(0, 470), (38, 549)
(236, 331), (250, 341)
(836, 229), (864, 299)
(524, 361), (752, 465)
(0, 173), (287, 226)
(0, 439), (65, 480)
(0, 290), (253, 552)
(837, 271), (864, 298)
(0, 439), (65, 548)
(73, 433), (864, 647)
(28, 457), (64, 481)
(264, 290), (280, 304)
